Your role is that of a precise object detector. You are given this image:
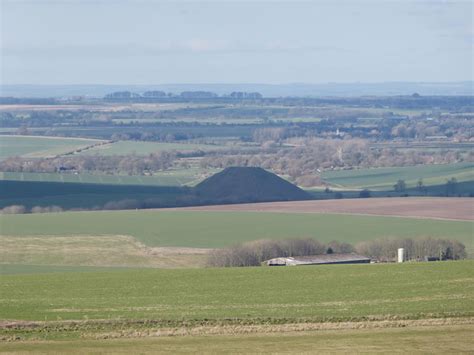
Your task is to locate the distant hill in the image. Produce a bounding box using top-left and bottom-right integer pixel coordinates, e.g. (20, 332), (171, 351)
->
(2, 82), (473, 98)
(194, 167), (312, 203)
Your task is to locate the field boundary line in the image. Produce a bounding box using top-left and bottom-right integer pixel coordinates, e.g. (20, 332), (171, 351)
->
(1, 317), (473, 340)
(156, 208), (474, 222)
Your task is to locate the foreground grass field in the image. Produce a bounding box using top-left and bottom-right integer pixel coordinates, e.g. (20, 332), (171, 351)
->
(2, 325), (473, 354)
(0, 135), (103, 160)
(322, 162), (474, 190)
(1, 210), (472, 250)
(0, 261), (472, 341)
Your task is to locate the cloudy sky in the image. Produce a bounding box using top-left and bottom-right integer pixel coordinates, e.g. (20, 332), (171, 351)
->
(1, 0), (472, 84)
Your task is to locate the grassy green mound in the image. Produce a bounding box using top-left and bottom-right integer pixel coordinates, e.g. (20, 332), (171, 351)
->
(195, 167), (311, 203)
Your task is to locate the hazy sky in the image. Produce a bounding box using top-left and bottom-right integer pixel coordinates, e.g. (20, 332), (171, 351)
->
(1, 0), (472, 84)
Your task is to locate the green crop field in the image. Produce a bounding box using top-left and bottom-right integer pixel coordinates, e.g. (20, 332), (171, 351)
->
(1, 210), (472, 249)
(322, 162), (474, 190)
(1, 261), (472, 324)
(79, 140), (226, 155)
(0, 135), (103, 160)
(0, 167), (213, 186)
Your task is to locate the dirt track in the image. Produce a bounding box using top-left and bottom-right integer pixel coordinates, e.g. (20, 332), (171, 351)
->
(169, 198), (474, 221)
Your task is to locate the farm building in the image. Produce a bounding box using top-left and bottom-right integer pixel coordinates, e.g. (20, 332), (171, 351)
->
(265, 253), (370, 266)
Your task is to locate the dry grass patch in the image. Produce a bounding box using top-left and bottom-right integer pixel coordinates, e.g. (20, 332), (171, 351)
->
(0, 236), (210, 268)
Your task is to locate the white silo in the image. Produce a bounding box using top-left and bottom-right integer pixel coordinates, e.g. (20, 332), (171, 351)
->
(398, 248), (405, 263)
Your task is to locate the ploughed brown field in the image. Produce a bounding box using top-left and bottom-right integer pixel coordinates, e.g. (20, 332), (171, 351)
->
(169, 197), (474, 221)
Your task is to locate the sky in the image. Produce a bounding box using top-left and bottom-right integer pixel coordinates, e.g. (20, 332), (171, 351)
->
(1, 0), (472, 85)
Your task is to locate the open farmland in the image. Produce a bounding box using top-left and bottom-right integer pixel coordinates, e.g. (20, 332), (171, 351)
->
(0, 167), (214, 187)
(176, 197), (474, 221)
(322, 162), (474, 190)
(0, 180), (188, 210)
(0, 261), (473, 344)
(0, 135), (104, 160)
(1, 210), (472, 250)
(78, 140), (227, 156)
(2, 325), (473, 354)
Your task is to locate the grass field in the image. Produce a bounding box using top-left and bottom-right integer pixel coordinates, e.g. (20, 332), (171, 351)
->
(1, 210), (472, 249)
(0, 167), (213, 186)
(0, 264), (128, 275)
(0, 261), (472, 324)
(0, 180), (187, 209)
(0, 135), (103, 160)
(79, 140), (226, 155)
(2, 325), (473, 354)
(322, 162), (474, 190)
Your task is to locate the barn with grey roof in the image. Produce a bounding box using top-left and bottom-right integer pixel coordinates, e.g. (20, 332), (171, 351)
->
(265, 253), (370, 266)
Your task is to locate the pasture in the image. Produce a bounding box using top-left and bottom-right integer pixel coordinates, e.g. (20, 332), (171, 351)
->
(1, 210), (472, 249)
(322, 162), (474, 190)
(0, 135), (103, 160)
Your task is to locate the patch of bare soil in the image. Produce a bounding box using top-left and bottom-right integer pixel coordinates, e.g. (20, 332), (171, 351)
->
(1, 317), (472, 340)
(167, 197), (474, 221)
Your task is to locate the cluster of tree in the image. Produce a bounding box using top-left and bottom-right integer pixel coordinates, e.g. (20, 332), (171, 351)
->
(389, 116), (474, 141)
(31, 205), (63, 213)
(0, 204), (63, 214)
(356, 237), (466, 262)
(229, 92), (263, 99)
(207, 237), (467, 267)
(0, 205), (27, 214)
(0, 152), (177, 175)
(207, 239), (354, 267)
(394, 177), (460, 196)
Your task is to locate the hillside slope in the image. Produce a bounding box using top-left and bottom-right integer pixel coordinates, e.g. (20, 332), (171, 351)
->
(194, 167), (312, 203)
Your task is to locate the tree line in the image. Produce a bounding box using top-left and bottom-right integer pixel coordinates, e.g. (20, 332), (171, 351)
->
(207, 237), (466, 267)
(0, 151), (177, 175)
